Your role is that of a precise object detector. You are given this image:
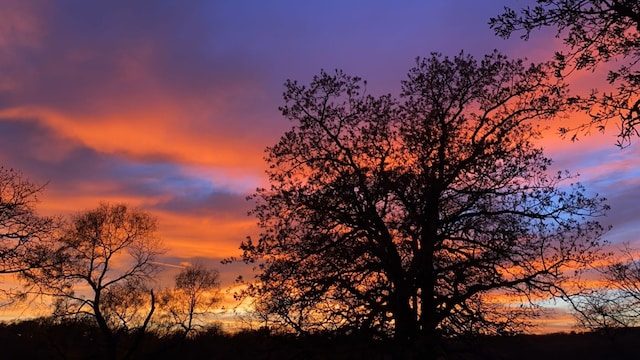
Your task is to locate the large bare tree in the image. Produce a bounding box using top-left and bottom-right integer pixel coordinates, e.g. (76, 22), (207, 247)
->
(235, 52), (609, 352)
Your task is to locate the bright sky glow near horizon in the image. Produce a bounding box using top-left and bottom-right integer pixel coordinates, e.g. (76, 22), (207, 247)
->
(0, 0), (638, 333)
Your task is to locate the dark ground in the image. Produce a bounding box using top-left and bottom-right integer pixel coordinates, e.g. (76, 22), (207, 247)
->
(1, 319), (638, 360)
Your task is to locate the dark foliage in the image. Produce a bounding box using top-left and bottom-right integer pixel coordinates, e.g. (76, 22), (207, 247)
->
(1, 318), (639, 360)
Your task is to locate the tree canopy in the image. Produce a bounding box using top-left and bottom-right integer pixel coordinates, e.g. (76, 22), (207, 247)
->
(490, 0), (640, 147)
(237, 51), (609, 346)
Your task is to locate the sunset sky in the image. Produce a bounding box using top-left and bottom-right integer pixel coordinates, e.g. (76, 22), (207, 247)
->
(0, 0), (638, 331)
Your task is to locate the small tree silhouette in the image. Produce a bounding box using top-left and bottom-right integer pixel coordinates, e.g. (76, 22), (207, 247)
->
(574, 244), (640, 332)
(159, 262), (220, 339)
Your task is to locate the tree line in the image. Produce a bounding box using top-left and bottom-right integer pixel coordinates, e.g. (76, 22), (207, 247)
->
(1, 1), (640, 359)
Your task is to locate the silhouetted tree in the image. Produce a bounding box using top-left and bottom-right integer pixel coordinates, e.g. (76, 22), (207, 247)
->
(23, 203), (164, 360)
(158, 263), (220, 338)
(573, 244), (640, 331)
(491, 0), (640, 147)
(0, 167), (57, 304)
(235, 51), (609, 352)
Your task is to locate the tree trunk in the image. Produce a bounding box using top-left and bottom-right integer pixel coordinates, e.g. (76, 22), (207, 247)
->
(124, 290), (156, 360)
(419, 197), (441, 357)
(393, 291), (415, 341)
(95, 310), (118, 360)
(94, 294), (118, 360)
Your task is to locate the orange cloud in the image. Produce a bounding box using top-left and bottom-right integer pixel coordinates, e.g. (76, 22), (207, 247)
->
(0, 105), (271, 172)
(155, 210), (256, 260)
